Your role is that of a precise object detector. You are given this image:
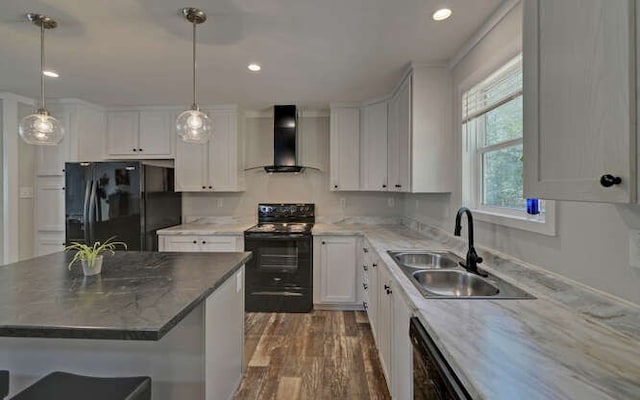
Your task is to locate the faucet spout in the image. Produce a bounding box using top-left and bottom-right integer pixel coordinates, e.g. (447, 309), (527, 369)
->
(454, 207), (486, 277)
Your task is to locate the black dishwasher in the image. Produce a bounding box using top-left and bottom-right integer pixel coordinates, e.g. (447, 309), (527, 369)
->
(410, 317), (471, 400)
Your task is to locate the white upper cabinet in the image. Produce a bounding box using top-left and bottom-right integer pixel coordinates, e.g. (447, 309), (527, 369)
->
(175, 140), (208, 191)
(106, 111), (139, 156)
(139, 111), (173, 156)
(330, 106), (361, 191)
(361, 100), (389, 191)
(106, 110), (174, 158)
(330, 65), (453, 193)
(175, 106), (245, 192)
(38, 100), (107, 175)
(387, 75), (411, 192)
(523, 0), (636, 203)
(409, 66), (454, 193)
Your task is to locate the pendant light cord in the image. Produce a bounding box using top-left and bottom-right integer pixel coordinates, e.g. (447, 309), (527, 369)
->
(192, 20), (197, 109)
(40, 22), (46, 110)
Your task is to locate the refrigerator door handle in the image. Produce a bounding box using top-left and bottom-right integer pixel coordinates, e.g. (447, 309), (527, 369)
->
(82, 180), (93, 244)
(88, 180), (97, 244)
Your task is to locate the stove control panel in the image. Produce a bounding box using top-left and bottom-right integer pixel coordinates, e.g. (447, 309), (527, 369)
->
(257, 203), (315, 223)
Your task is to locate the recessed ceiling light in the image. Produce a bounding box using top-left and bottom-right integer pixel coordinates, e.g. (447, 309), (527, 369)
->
(432, 8), (452, 21)
(248, 63), (261, 72)
(43, 70), (59, 78)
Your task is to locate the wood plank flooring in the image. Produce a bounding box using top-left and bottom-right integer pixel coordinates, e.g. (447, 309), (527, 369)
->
(234, 311), (391, 400)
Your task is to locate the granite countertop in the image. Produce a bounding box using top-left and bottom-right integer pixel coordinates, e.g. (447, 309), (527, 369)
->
(0, 251), (251, 341)
(315, 223), (640, 400)
(157, 221), (253, 235)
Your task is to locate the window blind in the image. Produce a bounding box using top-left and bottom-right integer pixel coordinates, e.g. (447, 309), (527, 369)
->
(462, 55), (523, 123)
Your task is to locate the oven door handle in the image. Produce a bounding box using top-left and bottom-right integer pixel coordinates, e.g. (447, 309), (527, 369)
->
(245, 233), (308, 239)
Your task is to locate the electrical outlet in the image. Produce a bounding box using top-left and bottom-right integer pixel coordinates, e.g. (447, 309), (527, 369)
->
(387, 197), (395, 208)
(629, 229), (640, 269)
(217, 198), (224, 208)
(415, 199), (420, 209)
(339, 198), (346, 209)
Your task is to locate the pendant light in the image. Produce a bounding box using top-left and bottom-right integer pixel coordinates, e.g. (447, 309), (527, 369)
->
(176, 7), (212, 144)
(19, 13), (64, 145)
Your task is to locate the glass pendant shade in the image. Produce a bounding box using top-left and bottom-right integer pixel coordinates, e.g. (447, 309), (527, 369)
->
(178, 7), (211, 144)
(21, 13), (64, 146)
(176, 108), (212, 144)
(19, 110), (64, 145)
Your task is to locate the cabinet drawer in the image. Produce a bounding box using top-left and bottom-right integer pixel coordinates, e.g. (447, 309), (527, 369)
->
(200, 236), (238, 252)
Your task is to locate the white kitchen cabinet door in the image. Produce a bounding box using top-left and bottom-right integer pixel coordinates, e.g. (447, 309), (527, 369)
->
(35, 178), (65, 232)
(330, 106), (360, 191)
(392, 289), (412, 400)
(361, 101), (388, 191)
(316, 236), (358, 304)
(366, 253), (380, 341)
(161, 235), (201, 252)
(34, 177), (65, 256)
(35, 232), (65, 257)
(199, 236), (238, 252)
(207, 110), (235, 191)
(377, 264), (393, 386)
(175, 139), (208, 191)
(523, 0), (635, 203)
(394, 75), (411, 192)
(139, 111), (173, 156)
(106, 111), (139, 156)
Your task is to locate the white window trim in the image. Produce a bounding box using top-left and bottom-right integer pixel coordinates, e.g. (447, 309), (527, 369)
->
(461, 55), (556, 237)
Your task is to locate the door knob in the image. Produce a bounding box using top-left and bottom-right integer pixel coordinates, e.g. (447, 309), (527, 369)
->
(600, 174), (622, 187)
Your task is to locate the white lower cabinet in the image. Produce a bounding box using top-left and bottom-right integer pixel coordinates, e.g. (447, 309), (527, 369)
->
(364, 247), (413, 399)
(377, 264), (394, 384)
(392, 286), (413, 400)
(159, 235), (242, 252)
(362, 242), (379, 340)
(313, 235), (362, 307)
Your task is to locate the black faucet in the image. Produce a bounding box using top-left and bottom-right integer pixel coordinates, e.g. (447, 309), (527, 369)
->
(454, 207), (487, 277)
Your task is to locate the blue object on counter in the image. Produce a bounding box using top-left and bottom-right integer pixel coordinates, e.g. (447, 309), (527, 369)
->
(526, 198), (540, 215)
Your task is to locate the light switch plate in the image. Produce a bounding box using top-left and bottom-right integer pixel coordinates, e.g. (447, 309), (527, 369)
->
(339, 198), (346, 209)
(387, 197), (395, 208)
(629, 229), (640, 269)
(217, 198), (224, 208)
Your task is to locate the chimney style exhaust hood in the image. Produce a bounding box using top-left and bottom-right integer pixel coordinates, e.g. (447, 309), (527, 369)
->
(264, 105), (305, 173)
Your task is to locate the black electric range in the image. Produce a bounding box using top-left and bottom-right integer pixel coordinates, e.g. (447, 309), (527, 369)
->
(244, 204), (315, 313)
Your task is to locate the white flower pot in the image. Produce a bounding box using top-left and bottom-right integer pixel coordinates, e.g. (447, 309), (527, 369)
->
(81, 255), (103, 276)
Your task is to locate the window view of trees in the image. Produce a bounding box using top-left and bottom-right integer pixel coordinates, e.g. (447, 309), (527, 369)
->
(481, 96), (524, 209)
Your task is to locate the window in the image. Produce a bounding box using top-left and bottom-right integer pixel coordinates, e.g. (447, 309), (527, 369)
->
(462, 55), (555, 235)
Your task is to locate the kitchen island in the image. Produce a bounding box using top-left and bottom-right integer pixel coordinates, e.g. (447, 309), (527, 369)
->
(0, 251), (251, 399)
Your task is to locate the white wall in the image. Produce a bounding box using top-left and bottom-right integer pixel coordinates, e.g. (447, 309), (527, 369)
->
(183, 115), (402, 219)
(402, 2), (640, 305)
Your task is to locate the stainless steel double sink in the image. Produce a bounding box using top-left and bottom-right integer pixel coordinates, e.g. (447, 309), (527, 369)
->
(388, 250), (534, 299)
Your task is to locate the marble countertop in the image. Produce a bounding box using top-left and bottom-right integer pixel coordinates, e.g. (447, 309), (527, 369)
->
(0, 251), (251, 341)
(315, 222), (640, 400)
(157, 221), (253, 235)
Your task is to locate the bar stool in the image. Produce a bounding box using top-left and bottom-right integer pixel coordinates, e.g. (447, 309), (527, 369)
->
(0, 370), (8, 399)
(10, 372), (150, 400)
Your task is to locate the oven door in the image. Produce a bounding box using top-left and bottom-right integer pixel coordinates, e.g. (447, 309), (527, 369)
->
(410, 317), (470, 400)
(244, 233), (313, 312)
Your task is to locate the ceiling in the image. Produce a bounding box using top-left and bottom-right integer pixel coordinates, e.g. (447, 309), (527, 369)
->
(0, 0), (502, 109)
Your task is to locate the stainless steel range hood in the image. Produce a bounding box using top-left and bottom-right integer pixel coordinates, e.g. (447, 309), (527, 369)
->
(263, 105), (305, 173)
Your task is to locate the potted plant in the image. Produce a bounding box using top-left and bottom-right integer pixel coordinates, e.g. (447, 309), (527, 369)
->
(65, 237), (127, 276)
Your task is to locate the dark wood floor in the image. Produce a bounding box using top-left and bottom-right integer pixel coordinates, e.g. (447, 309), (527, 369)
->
(234, 311), (391, 400)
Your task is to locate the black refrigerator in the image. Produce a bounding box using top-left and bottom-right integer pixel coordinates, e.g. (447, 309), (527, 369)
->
(65, 161), (182, 251)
